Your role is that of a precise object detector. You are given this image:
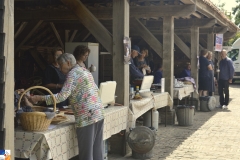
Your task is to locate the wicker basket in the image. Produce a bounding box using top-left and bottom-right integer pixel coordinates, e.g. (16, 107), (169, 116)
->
(31, 106), (47, 112)
(17, 86), (56, 132)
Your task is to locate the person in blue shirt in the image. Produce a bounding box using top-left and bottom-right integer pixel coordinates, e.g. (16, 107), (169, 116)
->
(218, 49), (235, 109)
(153, 63), (163, 84)
(199, 49), (213, 97)
(130, 45), (144, 84)
(180, 63), (191, 78)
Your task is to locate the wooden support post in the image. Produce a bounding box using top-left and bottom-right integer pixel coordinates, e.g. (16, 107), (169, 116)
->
(50, 22), (64, 48)
(131, 18), (163, 58)
(65, 30), (70, 42)
(61, 0), (113, 53)
(191, 26), (199, 98)
(113, 0), (130, 156)
(3, 0), (14, 156)
(113, 0), (129, 106)
(163, 16), (174, 98)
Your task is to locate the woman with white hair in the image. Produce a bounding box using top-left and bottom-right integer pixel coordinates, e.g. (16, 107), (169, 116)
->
(28, 53), (104, 160)
(207, 51), (216, 96)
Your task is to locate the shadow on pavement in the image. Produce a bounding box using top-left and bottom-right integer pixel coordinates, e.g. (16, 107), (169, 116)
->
(108, 104), (228, 160)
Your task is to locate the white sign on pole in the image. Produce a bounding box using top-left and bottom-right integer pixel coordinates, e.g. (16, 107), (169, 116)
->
(215, 34), (223, 51)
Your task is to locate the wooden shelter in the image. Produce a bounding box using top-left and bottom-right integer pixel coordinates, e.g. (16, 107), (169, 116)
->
(2, 0), (239, 157)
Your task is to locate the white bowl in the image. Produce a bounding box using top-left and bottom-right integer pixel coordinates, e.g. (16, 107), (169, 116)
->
(139, 91), (153, 98)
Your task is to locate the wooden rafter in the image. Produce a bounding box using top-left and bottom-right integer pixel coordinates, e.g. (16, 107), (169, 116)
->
(131, 18), (163, 58)
(15, 4), (196, 20)
(15, 20), (43, 51)
(82, 32), (91, 41)
(174, 34), (190, 58)
(142, 27), (230, 36)
(30, 49), (46, 70)
(14, 22), (28, 39)
(25, 26), (51, 46)
(49, 22), (64, 48)
(195, 1), (237, 32)
(61, 0), (113, 53)
(146, 18), (217, 29)
(69, 30), (78, 42)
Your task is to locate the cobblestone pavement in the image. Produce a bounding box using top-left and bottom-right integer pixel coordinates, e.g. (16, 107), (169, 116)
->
(108, 83), (240, 160)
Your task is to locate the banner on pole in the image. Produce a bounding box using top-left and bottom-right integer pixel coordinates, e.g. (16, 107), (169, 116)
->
(215, 34), (223, 52)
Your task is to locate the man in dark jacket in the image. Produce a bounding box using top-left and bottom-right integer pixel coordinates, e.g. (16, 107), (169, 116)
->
(129, 45), (144, 84)
(218, 49), (235, 109)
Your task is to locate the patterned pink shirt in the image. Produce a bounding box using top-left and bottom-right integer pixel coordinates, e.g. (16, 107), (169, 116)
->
(45, 65), (104, 128)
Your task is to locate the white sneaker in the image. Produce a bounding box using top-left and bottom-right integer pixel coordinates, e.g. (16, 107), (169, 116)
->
(222, 105), (226, 109)
(224, 105), (228, 109)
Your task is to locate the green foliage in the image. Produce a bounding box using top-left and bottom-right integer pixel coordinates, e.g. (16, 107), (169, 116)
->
(215, 0), (232, 20)
(233, 0), (240, 26)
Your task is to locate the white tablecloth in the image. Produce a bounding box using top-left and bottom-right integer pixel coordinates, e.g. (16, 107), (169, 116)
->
(103, 106), (128, 140)
(174, 85), (194, 100)
(15, 106), (128, 160)
(128, 92), (173, 129)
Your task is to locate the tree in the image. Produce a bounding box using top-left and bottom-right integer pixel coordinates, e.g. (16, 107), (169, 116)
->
(232, 0), (240, 26)
(215, 0), (232, 20)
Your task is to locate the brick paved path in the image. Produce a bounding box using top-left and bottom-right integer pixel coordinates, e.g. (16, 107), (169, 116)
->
(109, 84), (240, 160)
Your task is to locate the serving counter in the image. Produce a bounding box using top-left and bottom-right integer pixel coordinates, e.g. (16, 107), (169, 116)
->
(15, 106), (128, 160)
(128, 92), (173, 129)
(174, 84), (194, 100)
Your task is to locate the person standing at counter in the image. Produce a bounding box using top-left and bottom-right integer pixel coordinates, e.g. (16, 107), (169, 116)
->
(134, 48), (151, 75)
(28, 53), (104, 160)
(43, 47), (68, 108)
(198, 49), (213, 96)
(153, 63), (163, 84)
(130, 45), (144, 83)
(73, 45), (96, 72)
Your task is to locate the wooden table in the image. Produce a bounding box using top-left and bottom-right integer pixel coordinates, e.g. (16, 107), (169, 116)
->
(174, 84), (194, 100)
(15, 106), (128, 160)
(173, 84), (196, 115)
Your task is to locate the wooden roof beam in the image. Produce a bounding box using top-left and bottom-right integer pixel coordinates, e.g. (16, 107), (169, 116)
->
(146, 18), (217, 28)
(131, 18), (163, 58)
(61, 0), (113, 53)
(146, 27), (229, 35)
(194, 0), (237, 32)
(217, 27), (229, 34)
(224, 32), (237, 40)
(130, 4), (196, 18)
(15, 4), (196, 20)
(15, 20), (43, 51)
(191, 12), (202, 18)
(82, 32), (91, 41)
(49, 22), (64, 48)
(69, 30), (78, 42)
(174, 34), (190, 58)
(14, 22), (28, 39)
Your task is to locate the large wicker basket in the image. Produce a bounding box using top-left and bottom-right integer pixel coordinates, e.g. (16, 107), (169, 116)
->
(17, 86), (56, 132)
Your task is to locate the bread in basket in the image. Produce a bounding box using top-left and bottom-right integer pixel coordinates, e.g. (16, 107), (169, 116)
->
(17, 86), (57, 132)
